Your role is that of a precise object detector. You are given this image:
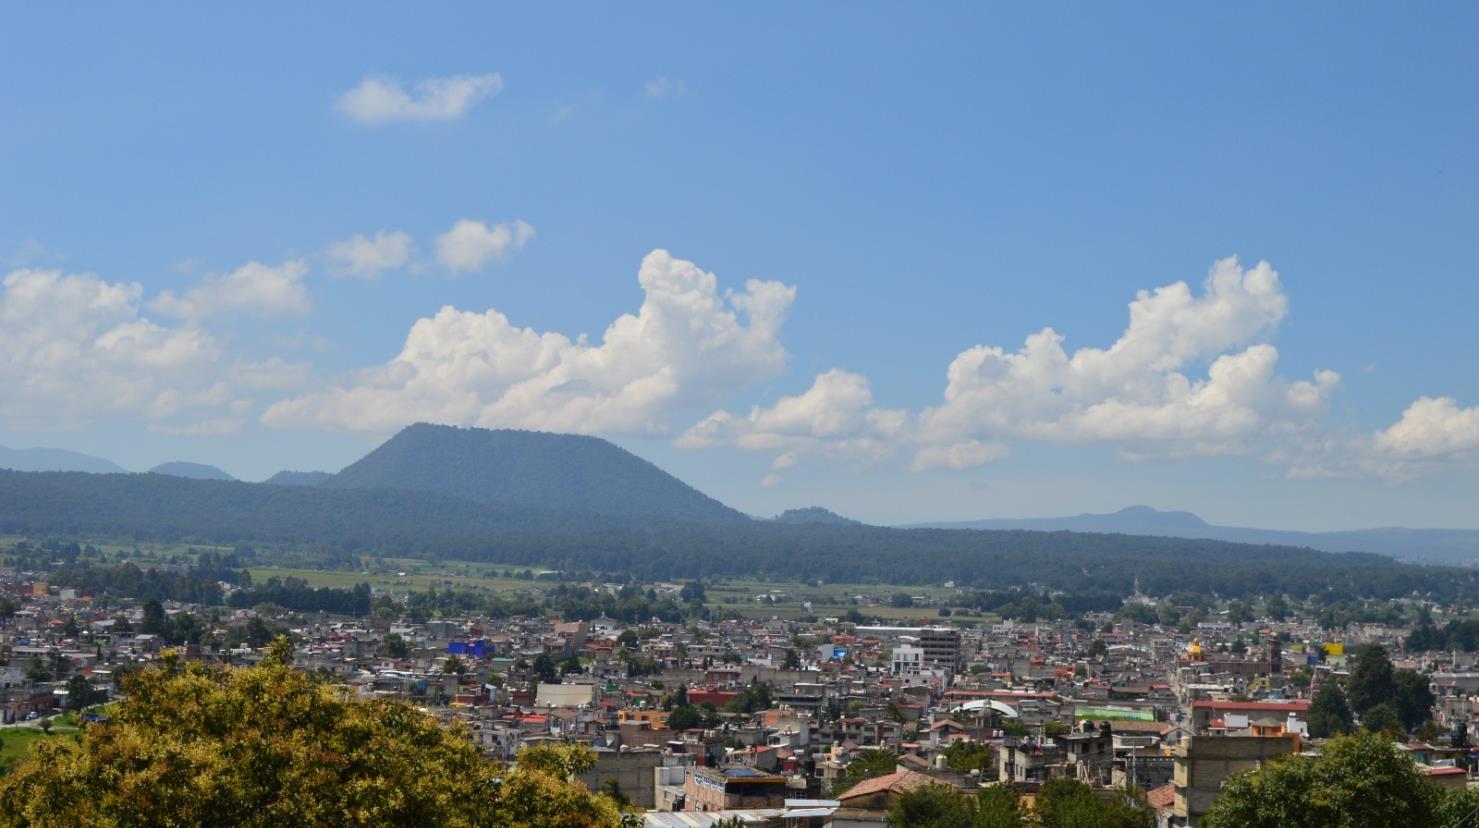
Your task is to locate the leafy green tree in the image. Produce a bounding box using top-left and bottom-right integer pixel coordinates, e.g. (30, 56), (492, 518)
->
(141, 599), (166, 636)
(1202, 732), (1436, 828)
(1347, 644), (1397, 716)
(667, 705), (703, 731)
(63, 674), (104, 712)
(1034, 779), (1152, 828)
(973, 785), (1026, 828)
(887, 783), (973, 827)
(1393, 669), (1435, 732)
(832, 749), (898, 796)
(532, 653), (558, 682)
(443, 655), (466, 675)
(0, 657), (620, 827)
(1363, 702), (1403, 735)
(382, 632), (408, 658)
(1306, 683), (1354, 738)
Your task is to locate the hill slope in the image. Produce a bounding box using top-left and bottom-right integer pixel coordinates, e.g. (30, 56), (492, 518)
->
(265, 470), (334, 487)
(774, 507), (863, 526)
(0, 444), (126, 474)
(909, 505), (1479, 565)
(149, 462), (236, 481)
(0, 469), (1472, 601)
(325, 424), (748, 523)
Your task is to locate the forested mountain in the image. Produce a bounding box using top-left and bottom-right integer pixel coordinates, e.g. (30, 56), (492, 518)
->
(148, 461), (236, 481)
(774, 507), (863, 526)
(910, 505), (1479, 565)
(0, 444), (125, 474)
(265, 470), (334, 486)
(324, 423), (747, 523)
(0, 468), (1474, 601)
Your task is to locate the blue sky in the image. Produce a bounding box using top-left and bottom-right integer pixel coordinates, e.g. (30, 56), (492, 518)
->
(2, 3), (1477, 529)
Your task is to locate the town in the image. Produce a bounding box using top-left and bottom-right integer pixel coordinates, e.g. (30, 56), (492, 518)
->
(3, 537), (1474, 827)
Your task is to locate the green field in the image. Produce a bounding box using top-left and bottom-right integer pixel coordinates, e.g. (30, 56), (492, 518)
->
(0, 726), (80, 770)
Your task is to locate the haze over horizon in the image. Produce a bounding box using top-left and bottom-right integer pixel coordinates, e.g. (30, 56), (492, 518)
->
(3, 4), (1477, 531)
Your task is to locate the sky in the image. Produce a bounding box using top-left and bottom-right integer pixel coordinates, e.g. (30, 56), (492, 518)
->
(2, 3), (1477, 530)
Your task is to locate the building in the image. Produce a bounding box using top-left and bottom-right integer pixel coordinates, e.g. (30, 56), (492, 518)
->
(1172, 734), (1299, 827)
(683, 766), (790, 812)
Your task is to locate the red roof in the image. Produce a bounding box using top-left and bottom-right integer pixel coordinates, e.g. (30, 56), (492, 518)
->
(1192, 700), (1309, 713)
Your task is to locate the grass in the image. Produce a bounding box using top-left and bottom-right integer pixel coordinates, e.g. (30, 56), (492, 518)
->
(0, 726), (80, 770)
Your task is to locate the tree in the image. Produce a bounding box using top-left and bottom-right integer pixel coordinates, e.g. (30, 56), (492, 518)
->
(382, 632), (408, 659)
(1393, 669), (1436, 732)
(1347, 644), (1397, 716)
(141, 599), (166, 636)
(887, 783), (972, 827)
(443, 655), (466, 675)
(973, 785), (1026, 828)
(782, 648), (801, 670)
(1363, 703), (1403, 735)
(0, 658), (621, 827)
(532, 653), (558, 682)
(63, 674), (103, 712)
(833, 749), (899, 796)
(667, 705), (703, 731)
(1306, 683), (1354, 738)
(1202, 732), (1437, 828)
(1034, 779), (1152, 828)
(615, 629), (639, 649)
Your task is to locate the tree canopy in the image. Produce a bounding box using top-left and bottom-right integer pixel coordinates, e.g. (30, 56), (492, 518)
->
(0, 641), (621, 827)
(1202, 731), (1479, 828)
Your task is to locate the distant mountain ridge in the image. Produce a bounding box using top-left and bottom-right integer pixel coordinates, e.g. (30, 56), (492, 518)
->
(265, 470), (334, 487)
(149, 462), (236, 481)
(0, 444), (126, 474)
(908, 505), (1479, 565)
(323, 423), (749, 524)
(773, 506), (862, 526)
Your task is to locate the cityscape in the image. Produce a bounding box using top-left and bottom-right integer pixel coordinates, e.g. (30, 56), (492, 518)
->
(2, 4), (1477, 827)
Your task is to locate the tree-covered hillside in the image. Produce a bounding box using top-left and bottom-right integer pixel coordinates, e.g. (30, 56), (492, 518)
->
(325, 423), (747, 523)
(1, 468), (1474, 601)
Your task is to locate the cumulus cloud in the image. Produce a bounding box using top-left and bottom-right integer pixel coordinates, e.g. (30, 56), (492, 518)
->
(435, 219), (535, 274)
(151, 260), (310, 319)
(337, 73), (503, 124)
(263, 249), (795, 434)
(1373, 397), (1479, 463)
(681, 256), (1341, 478)
(0, 268), (243, 429)
(326, 230), (413, 278)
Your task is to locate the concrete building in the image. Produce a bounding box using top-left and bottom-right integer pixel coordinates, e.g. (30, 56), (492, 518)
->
(1172, 734), (1299, 826)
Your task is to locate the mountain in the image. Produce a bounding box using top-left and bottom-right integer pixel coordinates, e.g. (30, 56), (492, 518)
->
(908, 505), (1479, 565)
(148, 462), (236, 481)
(0, 444), (126, 474)
(265, 470), (333, 487)
(324, 423), (748, 523)
(773, 506), (863, 526)
(1, 468), (1472, 602)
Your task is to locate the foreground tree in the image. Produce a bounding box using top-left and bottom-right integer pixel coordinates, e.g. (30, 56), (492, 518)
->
(1033, 779), (1152, 828)
(1202, 731), (1436, 828)
(887, 783), (974, 827)
(0, 640), (620, 827)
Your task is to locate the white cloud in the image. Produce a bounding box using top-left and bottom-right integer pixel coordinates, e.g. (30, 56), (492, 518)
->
(680, 256), (1341, 479)
(0, 268), (243, 429)
(1373, 397), (1479, 463)
(326, 230), (413, 278)
(434, 219), (535, 274)
(151, 260), (310, 319)
(337, 73), (503, 125)
(643, 76), (686, 99)
(263, 249), (795, 434)
(911, 441), (1011, 472)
